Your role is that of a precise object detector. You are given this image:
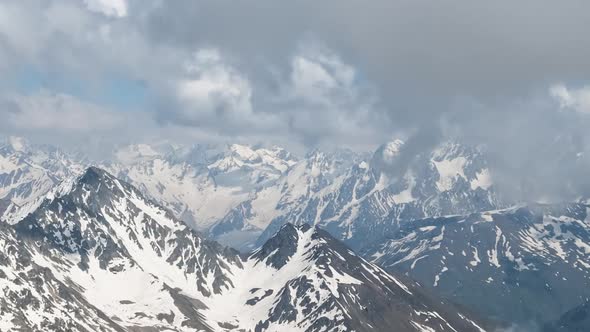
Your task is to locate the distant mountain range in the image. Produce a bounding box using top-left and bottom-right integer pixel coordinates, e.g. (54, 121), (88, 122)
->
(0, 136), (501, 247)
(1, 135), (589, 331)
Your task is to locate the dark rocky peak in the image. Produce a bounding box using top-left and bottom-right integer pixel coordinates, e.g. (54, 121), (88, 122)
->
(250, 223), (311, 269)
(252, 222), (375, 277)
(370, 139), (405, 172)
(77, 166), (126, 194)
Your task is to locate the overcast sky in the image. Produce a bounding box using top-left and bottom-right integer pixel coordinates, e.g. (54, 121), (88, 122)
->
(2, 0), (590, 195)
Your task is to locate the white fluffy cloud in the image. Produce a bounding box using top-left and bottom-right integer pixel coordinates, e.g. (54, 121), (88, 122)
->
(275, 45), (384, 147)
(550, 83), (590, 114)
(176, 49), (254, 122)
(290, 50), (356, 106)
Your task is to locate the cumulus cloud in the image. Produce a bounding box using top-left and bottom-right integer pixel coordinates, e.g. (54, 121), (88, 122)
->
(175, 49), (254, 123)
(550, 83), (590, 114)
(150, 43), (384, 149)
(274, 44), (386, 147)
(158, 48), (283, 137)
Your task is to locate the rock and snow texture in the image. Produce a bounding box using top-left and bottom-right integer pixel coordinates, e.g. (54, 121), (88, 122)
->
(0, 138), (299, 243)
(0, 137), (499, 252)
(253, 140), (500, 251)
(0, 167), (488, 331)
(233, 223), (488, 332)
(0, 137), (85, 224)
(0, 222), (125, 332)
(13, 167), (241, 331)
(104, 143), (298, 236)
(363, 203), (590, 326)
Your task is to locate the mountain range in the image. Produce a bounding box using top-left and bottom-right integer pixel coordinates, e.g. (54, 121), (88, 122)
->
(1, 135), (589, 331)
(0, 166), (488, 331)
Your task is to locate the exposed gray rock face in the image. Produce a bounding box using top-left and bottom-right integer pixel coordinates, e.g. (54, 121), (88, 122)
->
(362, 203), (590, 327)
(6, 167), (242, 330)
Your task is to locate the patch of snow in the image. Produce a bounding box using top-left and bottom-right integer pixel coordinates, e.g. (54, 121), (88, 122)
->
(470, 168), (492, 190)
(432, 157), (467, 192)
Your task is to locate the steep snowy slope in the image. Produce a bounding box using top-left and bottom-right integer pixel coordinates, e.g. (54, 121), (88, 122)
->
(362, 203), (590, 326)
(0, 137), (85, 223)
(0, 167), (489, 331)
(0, 137), (499, 255)
(208, 144), (297, 185)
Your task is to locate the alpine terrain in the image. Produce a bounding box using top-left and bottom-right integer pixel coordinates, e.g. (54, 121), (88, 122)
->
(0, 166), (489, 331)
(1, 136), (589, 330)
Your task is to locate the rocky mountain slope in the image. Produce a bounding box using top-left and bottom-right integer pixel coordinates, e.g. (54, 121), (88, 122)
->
(0, 166), (488, 331)
(362, 203), (590, 326)
(544, 300), (590, 332)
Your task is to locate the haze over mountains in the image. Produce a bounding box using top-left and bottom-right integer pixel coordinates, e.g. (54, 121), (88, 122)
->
(1, 135), (589, 331)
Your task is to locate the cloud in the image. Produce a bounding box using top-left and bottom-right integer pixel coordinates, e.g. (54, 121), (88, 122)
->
(84, 0), (127, 18)
(157, 48), (283, 136)
(0, 90), (123, 132)
(2, 0), (590, 187)
(273, 44), (386, 147)
(150, 43), (385, 149)
(289, 48), (356, 106)
(550, 83), (590, 114)
(175, 49), (255, 123)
